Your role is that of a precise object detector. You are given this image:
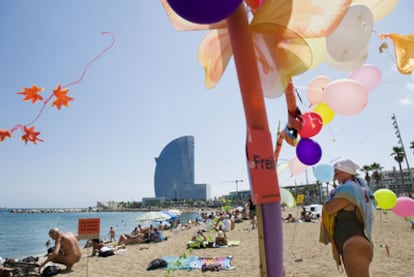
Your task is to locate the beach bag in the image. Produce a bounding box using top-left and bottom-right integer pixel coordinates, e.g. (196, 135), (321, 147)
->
(42, 265), (61, 276)
(146, 258), (168, 270)
(98, 249), (115, 257)
(20, 256), (39, 263)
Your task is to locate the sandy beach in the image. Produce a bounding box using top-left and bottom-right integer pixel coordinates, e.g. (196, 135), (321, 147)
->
(30, 209), (413, 276)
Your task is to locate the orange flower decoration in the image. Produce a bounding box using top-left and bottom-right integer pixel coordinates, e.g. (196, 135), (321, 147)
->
(21, 126), (44, 145)
(0, 129), (12, 142)
(51, 84), (74, 110)
(17, 85), (44, 103)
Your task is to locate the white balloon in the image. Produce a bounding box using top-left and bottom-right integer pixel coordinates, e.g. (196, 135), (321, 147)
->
(326, 46), (368, 72)
(326, 5), (373, 62)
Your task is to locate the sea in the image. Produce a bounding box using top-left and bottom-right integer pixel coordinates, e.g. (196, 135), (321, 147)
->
(0, 209), (199, 261)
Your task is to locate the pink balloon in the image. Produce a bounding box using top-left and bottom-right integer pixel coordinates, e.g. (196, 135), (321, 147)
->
(349, 64), (382, 91)
(391, 197), (414, 217)
(324, 79), (368, 115)
(307, 76), (331, 106)
(289, 155), (308, 176)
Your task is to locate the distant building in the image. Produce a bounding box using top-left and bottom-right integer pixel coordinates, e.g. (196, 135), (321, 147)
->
(154, 136), (210, 200)
(377, 167), (413, 195)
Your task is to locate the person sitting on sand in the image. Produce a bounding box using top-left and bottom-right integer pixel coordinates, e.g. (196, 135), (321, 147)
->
(39, 228), (82, 272)
(191, 230), (207, 242)
(215, 226), (228, 247)
(187, 230), (209, 248)
(219, 214), (232, 232)
(147, 227), (165, 242)
(284, 213), (296, 223)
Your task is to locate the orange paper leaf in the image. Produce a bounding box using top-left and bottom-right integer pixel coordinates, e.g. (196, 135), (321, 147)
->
(51, 84), (74, 110)
(17, 85), (44, 103)
(21, 126), (44, 145)
(0, 129), (12, 142)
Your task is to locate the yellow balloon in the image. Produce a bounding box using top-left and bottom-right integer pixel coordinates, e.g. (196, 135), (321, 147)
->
(374, 188), (397, 210)
(313, 102), (335, 125)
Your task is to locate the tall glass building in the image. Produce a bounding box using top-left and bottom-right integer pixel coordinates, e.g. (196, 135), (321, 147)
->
(154, 136), (210, 200)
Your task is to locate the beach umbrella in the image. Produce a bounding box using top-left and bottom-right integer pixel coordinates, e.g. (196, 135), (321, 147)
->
(161, 210), (179, 220)
(135, 211), (171, 223)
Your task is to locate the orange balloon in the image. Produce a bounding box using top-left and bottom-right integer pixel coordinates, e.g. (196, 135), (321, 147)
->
(307, 75), (330, 106)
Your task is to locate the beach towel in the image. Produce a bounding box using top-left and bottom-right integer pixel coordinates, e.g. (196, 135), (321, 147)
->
(224, 240), (240, 247)
(162, 255), (234, 271)
(187, 240), (241, 249)
(319, 177), (375, 268)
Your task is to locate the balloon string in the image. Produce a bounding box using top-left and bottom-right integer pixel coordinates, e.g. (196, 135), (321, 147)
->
(366, 25), (396, 64)
(62, 32), (115, 89)
(10, 32), (115, 133)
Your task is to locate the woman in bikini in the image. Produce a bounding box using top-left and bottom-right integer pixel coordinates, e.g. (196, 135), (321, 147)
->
(322, 159), (375, 277)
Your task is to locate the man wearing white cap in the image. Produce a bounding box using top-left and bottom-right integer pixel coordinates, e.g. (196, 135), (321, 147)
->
(320, 159), (375, 277)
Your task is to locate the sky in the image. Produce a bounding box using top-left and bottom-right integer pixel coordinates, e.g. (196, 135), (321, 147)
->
(0, 1), (413, 208)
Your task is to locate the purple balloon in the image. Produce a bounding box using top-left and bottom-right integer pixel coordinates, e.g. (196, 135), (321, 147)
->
(296, 138), (322, 166)
(167, 0), (243, 24)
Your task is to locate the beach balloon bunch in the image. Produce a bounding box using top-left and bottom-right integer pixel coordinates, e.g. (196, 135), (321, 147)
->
(288, 63), (382, 176)
(287, 63), (382, 173)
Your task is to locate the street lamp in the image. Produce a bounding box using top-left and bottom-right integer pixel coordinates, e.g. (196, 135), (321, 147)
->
(235, 179), (243, 194)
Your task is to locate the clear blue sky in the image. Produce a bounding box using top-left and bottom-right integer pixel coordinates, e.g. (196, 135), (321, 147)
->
(1, 1), (413, 208)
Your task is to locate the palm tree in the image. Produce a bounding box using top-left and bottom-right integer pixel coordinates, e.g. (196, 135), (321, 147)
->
(410, 141), (414, 156)
(361, 165), (372, 188)
(370, 162), (383, 190)
(391, 146), (405, 191)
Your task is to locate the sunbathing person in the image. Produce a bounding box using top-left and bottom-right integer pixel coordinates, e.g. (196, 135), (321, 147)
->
(39, 228), (82, 272)
(215, 227), (228, 247)
(117, 232), (148, 245)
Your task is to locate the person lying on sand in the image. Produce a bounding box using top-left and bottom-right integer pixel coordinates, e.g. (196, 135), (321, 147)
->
(117, 233), (148, 245)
